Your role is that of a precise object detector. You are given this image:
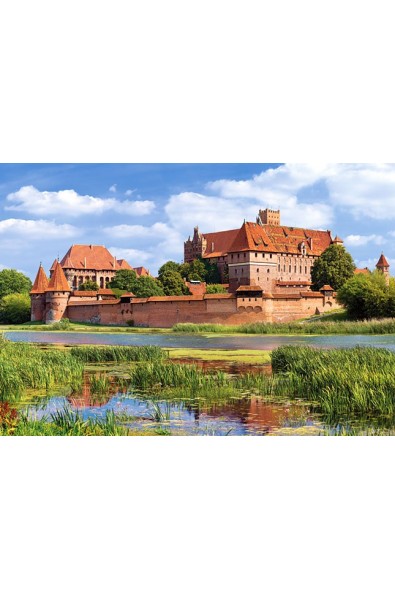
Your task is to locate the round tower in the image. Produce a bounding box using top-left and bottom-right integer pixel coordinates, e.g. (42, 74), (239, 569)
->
(376, 253), (390, 286)
(45, 260), (71, 324)
(30, 264), (49, 322)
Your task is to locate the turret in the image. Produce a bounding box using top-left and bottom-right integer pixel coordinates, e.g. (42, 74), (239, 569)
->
(376, 253), (390, 286)
(45, 260), (71, 323)
(30, 264), (49, 322)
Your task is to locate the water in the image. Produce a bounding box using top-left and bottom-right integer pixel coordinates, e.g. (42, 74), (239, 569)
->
(6, 330), (395, 351)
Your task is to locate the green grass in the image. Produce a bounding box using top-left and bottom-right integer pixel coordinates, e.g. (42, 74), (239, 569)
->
(167, 348), (271, 364)
(172, 317), (395, 335)
(70, 345), (167, 362)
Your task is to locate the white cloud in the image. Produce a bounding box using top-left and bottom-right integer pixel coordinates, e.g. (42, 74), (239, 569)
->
(5, 186), (155, 217)
(109, 184), (117, 193)
(107, 247), (153, 265)
(165, 191), (333, 233)
(344, 234), (385, 247)
(0, 218), (81, 239)
(355, 257), (394, 271)
(125, 189), (136, 196)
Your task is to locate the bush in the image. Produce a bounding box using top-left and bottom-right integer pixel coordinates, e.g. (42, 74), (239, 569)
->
(0, 293), (31, 324)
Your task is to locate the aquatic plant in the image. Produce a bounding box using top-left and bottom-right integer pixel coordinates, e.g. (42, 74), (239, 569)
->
(70, 345), (167, 363)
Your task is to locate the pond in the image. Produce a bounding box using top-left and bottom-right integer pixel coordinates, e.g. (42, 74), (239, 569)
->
(6, 330), (395, 351)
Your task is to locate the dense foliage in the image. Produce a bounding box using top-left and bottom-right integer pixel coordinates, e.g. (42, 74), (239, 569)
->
(0, 293), (31, 324)
(311, 245), (355, 290)
(109, 269), (137, 292)
(206, 284), (227, 294)
(337, 271), (395, 319)
(79, 281), (99, 291)
(0, 269), (32, 299)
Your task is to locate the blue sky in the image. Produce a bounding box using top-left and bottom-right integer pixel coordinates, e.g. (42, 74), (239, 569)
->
(0, 163), (394, 281)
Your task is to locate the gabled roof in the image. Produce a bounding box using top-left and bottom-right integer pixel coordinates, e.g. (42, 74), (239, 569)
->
(376, 253), (389, 268)
(355, 268), (370, 275)
(201, 228), (240, 258)
(226, 222), (332, 256)
(59, 245), (131, 271)
(46, 260), (70, 292)
(117, 259), (132, 270)
(30, 265), (49, 294)
(133, 266), (150, 277)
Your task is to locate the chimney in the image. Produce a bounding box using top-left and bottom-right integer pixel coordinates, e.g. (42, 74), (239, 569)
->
(211, 242), (214, 252)
(84, 257), (87, 269)
(309, 237), (313, 252)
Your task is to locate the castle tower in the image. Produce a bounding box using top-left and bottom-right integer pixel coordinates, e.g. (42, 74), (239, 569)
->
(30, 264), (49, 322)
(258, 208), (281, 226)
(376, 253), (390, 286)
(331, 235), (343, 246)
(45, 260), (71, 323)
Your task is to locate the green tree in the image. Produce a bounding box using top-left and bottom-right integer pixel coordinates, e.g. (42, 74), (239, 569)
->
(337, 271), (389, 319)
(204, 260), (221, 284)
(311, 245), (355, 291)
(160, 271), (190, 296)
(206, 283), (227, 294)
(109, 269), (137, 292)
(0, 293), (31, 324)
(188, 258), (207, 281)
(133, 276), (164, 298)
(158, 261), (181, 278)
(79, 280), (99, 291)
(0, 269), (32, 299)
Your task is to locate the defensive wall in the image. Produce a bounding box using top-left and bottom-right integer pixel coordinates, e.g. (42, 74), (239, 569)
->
(64, 291), (338, 327)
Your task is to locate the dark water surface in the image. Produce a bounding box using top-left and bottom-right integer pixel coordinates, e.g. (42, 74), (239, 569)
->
(6, 330), (395, 351)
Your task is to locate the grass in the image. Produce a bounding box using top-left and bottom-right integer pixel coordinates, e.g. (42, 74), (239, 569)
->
(172, 317), (395, 335)
(70, 345), (167, 362)
(0, 322), (169, 334)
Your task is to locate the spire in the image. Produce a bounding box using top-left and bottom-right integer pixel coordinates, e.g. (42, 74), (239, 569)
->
(46, 260), (71, 292)
(30, 265), (49, 294)
(376, 253), (389, 268)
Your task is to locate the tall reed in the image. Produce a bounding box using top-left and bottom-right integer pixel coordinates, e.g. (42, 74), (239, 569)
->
(70, 345), (166, 362)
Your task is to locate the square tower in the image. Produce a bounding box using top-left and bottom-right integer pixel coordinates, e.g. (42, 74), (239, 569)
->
(258, 208), (280, 226)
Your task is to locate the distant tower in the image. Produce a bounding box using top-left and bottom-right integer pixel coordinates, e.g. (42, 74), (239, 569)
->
(376, 253), (390, 285)
(258, 208), (281, 226)
(30, 264), (49, 322)
(45, 260), (71, 324)
(331, 235), (344, 246)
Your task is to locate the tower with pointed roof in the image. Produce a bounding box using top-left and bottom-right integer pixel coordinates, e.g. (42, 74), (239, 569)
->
(376, 253), (390, 285)
(45, 260), (71, 323)
(30, 264), (49, 321)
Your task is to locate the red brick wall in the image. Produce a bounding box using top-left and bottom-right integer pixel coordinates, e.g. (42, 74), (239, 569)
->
(65, 294), (338, 327)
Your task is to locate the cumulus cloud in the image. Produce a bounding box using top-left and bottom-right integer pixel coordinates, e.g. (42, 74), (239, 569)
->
(165, 191), (333, 233)
(109, 184), (117, 193)
(0, 218), (81, 239)
(5, 186), (155, 217)
(125, 189), (135, 196)
(344, 234), (386, 247)
(107, 247), (153, 265)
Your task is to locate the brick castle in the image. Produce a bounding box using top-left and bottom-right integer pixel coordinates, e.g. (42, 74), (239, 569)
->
(30, 209), (389, 326)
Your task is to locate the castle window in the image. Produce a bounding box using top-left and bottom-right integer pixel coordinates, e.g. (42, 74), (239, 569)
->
(278, 265), (280, 271)
(241, 268), (244, 273)
(305, 266), (307, 274)
(237, 254), (240, 258)
(244, 253), (246, 258)
(257, 268), (259, 273)
(235, 269), (237, 274)
(289, 265), (291, 273)
(270, 254), (272, 258)
(255, 253), (258, 258)
(267, 269), (270, 273)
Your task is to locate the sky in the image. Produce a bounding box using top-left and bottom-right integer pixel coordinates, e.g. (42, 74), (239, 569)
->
(0, 162), (394, 281)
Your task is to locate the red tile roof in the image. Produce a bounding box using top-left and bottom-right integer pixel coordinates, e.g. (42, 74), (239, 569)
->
(355, 268), (370, 275)
(30, 265), (49, 294)
(319, 285), (334, 291)
(376, 254), (389, 268)
(46, 260), (71, 292)
(201, 228), (240, 258)
(236, 285), (263, 292)
(59, 245), (132, 271)
(227, 222), (332, 256)
(117, 259), (132, 270)
(133, 266), (150, 277)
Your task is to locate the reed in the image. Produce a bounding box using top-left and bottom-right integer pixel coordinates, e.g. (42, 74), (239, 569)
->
(70, 345), (167, 363)
(172, 318), (395, 335)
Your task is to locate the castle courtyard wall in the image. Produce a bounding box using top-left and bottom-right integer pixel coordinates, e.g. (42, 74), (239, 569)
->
(65, 293), (338, 327)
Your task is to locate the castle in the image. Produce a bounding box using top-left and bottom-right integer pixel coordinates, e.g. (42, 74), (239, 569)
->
(184, 208), (343, 293)
(30, 209), (390, 327)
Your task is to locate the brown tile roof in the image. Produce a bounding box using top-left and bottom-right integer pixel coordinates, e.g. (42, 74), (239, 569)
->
(201, 228), (240, 258)
(204, 293), (235, 299)
(117, 259), (132, 270)
(121, 292), (136, 297)
(30, 265), (49, 294)
(71, 289), (116, 297)
(275, 280), (311, 286)
(133, 266), (150, 276)
(376, 254), (389, 268)
(236, 285), (263, 292)
(60, 245), (131, 271)
(319, 285), (334, 291)
(301, 291), (324, 298)
(46, 260), (71, 292)
(227, 222), (333, 256)
(355, 268), (370, 275)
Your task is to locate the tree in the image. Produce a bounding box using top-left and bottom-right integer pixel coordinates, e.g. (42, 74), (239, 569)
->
(311, 245), (355, 291)
(158, 261), (181, 278)
(109, 269), (137, 292)
(133, 276), (164, 298)
(204, 261), (221, 284)
(337, 271), (389, 319)
(79, 281), (99, 291)
(206, 284), (227, 294)
(0, 269), (32, 299)
(0, 293), (31, 324)
(160, 271), (190, 296)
